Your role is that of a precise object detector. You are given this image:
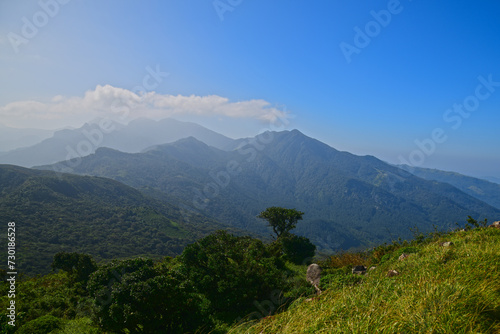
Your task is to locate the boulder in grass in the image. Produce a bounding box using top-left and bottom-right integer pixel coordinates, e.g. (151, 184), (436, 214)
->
(398, 253), (410, 261)
(490, 221), (500, 229)
(440, 241), (454, 247)
(352, 265), (367, 275)
(387, 269), (399, 277)
(306, 264), (322, 294)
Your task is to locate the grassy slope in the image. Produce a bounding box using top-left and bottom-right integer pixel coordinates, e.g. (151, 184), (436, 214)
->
(230, 227), (500, 333)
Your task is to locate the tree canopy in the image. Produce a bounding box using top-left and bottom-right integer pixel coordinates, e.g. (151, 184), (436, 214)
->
(258, 207), (304, 239)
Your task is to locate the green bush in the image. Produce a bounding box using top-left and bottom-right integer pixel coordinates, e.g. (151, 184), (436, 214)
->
(179, 230), (289, 322)
(87, 257), (204, 334)
(280, 235), (316, 265)
(17, 315), (62, 334)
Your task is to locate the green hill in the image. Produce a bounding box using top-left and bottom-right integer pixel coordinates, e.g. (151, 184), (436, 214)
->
(230, 226), (500, 333)
(0, 164), (237, 276)
(39, 130), (500, 253)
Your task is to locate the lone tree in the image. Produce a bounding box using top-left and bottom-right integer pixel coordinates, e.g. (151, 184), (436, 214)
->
(258, 206), (304, 239)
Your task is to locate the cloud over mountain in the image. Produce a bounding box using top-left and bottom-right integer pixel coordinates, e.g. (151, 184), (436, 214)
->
(0, 85), (289, 129)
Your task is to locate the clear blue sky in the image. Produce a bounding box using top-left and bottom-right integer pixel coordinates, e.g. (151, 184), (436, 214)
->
(1, 0), (499, 178)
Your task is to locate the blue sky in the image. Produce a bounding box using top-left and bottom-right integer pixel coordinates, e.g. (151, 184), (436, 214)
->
(1, 0), (499, 178)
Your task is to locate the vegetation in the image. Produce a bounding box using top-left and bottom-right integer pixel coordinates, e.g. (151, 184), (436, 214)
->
(230, 224), (500, 333)
(0, 214), (497, 333)
(258, 207), (304, 240)
(0, 165), (242, 276)
(37, 130), (500, 254)
(257, 207), (315, 265)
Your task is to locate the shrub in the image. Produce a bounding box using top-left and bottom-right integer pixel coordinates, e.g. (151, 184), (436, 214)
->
(179, 230), (288, 322)
(17, 315), (63, 334)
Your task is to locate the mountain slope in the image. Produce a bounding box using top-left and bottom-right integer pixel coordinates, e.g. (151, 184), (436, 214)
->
(38, 130), (500, 252)
(229, 227), (500, 333)
(0, 165), (235, 276)
(0, 118), (238, 167)
(399, 164), (500, 210)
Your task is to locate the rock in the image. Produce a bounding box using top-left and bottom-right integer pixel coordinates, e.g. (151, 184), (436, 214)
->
(440, 241), (454, 247)
(398, 253), (410, 261)
(489, 221), (500, 229)
(369, 266), (376, 271)
(352, 265), (367, 275)
(306, 264), (322, 294)
(387, 269), (399, 277)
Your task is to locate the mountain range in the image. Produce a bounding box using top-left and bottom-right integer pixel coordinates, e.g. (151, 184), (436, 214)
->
(0, 124), (53, 152)
(37, 127), (500, 253)
(0, 118), (240, 167)
(398, 164), (500, 210)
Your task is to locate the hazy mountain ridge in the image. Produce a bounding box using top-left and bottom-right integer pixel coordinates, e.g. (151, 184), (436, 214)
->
(0, 124), (54, 152)
(0, 118), (239, 167)
(399, 164), (500, 210)
(38, 129), (500, 252)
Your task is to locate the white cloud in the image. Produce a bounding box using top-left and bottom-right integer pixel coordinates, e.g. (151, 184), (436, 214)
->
(0, 85), (290, 129)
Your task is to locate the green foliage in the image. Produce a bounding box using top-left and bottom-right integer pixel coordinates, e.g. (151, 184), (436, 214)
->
(379, 253), (392, 264)
(0, 271), (89, 331)
(2, 216), (498, 334)
(229, 227), (500, 334)
(258, 207), (304, 239)
(179, 230), (289, 322)
(465, 215), (489, 230)
(0, 165), (234, 276)
(17, 315), (63, 334)
(279, 234), (316, 265)
(52, 252), (97, 284)
(87, 257), (203, 333)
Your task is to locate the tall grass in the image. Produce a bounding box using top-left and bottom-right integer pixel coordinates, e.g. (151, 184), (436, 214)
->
(229, 228), (500, 333)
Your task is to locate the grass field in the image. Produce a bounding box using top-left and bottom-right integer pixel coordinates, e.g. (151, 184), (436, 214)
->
(230, 227), (500, 333)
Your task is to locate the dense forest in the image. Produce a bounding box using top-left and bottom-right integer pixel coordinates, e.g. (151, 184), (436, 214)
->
(0, 165), (244, 276)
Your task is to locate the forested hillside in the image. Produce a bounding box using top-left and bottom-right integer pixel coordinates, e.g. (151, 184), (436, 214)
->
(40, 130), (500, 252)
(0, 165), (238, 276)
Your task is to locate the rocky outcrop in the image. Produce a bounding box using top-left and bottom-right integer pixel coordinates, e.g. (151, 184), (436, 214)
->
(490, 221), (500, 229)
(306, 264), (322, 294)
